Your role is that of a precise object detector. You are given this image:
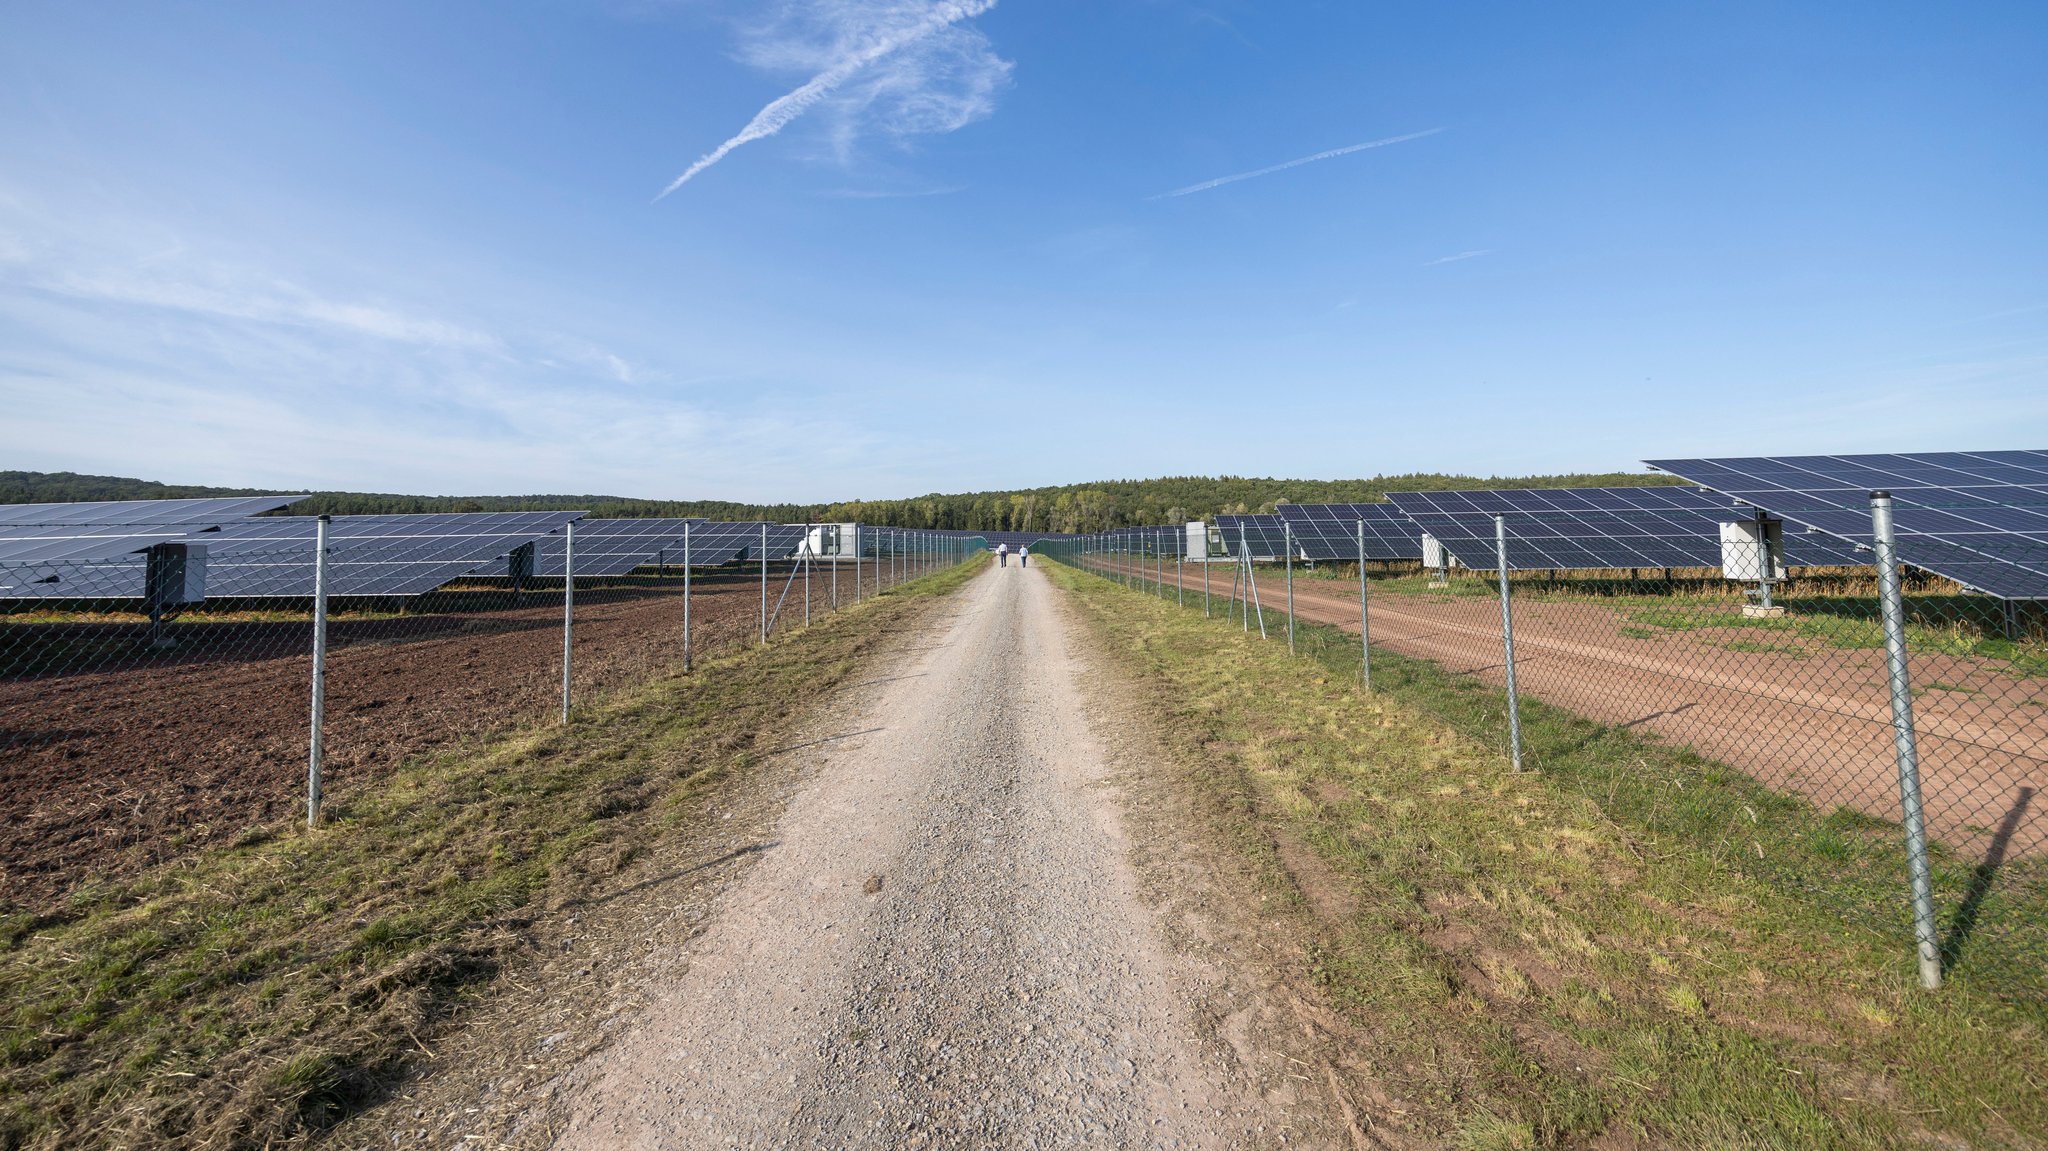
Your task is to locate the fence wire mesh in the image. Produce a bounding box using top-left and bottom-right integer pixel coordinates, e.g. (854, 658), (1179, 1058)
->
(0, 521), (981, 917)
(1040, 520), (2047, 1008)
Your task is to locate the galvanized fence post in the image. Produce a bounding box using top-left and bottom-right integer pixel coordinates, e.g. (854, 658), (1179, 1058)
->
(1204, 535), (1211, 617)
(759, 523), (768, 645)
(1870, 491), (1943, 991)
(307, 515), (331, 827)
(682, 520), (692, 673)
(562, 518), (574, 725)
(804, 538), (813, 626)
(1496, 515), (1524, 772)
(831, 525), (839, 609)
(1358, 518), (1372, 692)
(854, 524), (863, 603)
(1285, 522), (1296, 656)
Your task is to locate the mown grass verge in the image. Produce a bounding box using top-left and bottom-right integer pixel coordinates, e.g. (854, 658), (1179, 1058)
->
(1046, 559), (2046, 1150)
(0, 556), (987, 1150)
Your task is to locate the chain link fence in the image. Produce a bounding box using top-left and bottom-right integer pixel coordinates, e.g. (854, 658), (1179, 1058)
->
(1037, 518), (2046, 1008)
(0, 520), (982, 917)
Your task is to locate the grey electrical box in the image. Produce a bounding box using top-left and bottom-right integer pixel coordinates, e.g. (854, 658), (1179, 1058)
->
(507, 542), (536, 583)
(144, 543), (208, 607)
(1720, 519), (1786, 581)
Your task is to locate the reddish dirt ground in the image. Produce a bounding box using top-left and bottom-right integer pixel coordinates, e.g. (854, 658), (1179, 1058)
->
(0, 571), (860, 913)
(1105, 559), (2047, 865)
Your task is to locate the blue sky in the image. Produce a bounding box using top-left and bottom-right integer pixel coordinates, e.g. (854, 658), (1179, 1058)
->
(3, 1), (2044, 502)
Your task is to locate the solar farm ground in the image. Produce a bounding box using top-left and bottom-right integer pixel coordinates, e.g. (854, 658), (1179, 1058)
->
(1120, 562), (2048, 863)
(0, 577), (772, 911)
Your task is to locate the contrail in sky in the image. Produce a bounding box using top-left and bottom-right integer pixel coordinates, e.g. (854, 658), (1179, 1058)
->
(655, 0), (998, 201)
(1150, 128), (1444, 200)
(1423, 249), (1492, 266)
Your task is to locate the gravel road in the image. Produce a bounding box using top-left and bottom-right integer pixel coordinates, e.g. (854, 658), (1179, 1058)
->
(549, 562), (1278, 1149)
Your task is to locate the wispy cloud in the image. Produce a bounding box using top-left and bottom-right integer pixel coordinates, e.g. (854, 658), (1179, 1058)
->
(1423, 249), (1492, 266)
(1150, 128), (1442, 200)
(817, 184), (966, 199)
(655, 0), (1009, 199)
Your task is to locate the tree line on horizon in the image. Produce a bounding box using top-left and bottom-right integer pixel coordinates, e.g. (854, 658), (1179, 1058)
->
(0, 469), (1682, 534)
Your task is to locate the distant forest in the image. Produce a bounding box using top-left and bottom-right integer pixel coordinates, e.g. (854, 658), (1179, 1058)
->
(0, 469), (1683, 534)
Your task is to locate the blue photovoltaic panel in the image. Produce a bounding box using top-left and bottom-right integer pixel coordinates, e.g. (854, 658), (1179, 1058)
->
(203, 512), (585, 597)
(0, 495), (305, 527)
(0, 495), (311, 595)
(1215, 515), (1291, 559)
(1276, 503), (1424, 561)
(533, 518), (704, 578)
(1383, 486), (1870, 572)
(1645, 450), (2048, 599)
(0, 525), (202, 566)
(676, 522), (808, 564)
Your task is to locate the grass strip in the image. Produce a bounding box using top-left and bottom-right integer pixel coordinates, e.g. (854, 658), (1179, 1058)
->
(0, 557), (986, 1150)
(1047, 559), (2046, 1150)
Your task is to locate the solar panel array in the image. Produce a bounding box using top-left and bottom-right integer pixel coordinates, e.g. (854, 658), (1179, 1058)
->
(1215, 514), (1291, 558)
(1383, 486), (1871, 572)
(0, 495), (307, 568)
(203, 512), (584, 597)
(530, 518), (703, 578)
(0, 495), (305, 527)
(1276, 503), (1423, 561)
(1646, 451), (2048, 600)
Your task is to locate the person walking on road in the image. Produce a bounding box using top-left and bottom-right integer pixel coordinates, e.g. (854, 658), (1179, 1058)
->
(1018, 545), (1029, 569)
(996, 543), (1009, 567)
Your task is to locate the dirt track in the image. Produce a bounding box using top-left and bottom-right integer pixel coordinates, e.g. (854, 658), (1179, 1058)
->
(0, 579), (778, 911)
(547, 563), (1297, 1149)
(1150, 561), (2046, 863)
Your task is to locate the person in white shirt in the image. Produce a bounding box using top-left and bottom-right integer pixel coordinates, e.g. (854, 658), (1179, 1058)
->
(996, 542), (1009, 567)
(1018, 545), (1030, 569)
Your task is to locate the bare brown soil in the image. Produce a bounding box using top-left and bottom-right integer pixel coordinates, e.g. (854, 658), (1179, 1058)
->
(0, 576), (804, 913)
(1128, 561), (2046, 863)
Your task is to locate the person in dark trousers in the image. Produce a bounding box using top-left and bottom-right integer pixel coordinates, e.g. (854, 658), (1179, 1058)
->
(996, 543), (1009, 567)
(1018, 545), (1029, 568)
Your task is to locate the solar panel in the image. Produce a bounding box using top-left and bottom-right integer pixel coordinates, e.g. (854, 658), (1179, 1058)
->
(0, 525), (206, 566)
(664, 522), (809, 565)
(203, 512), (585, 597)
(1276, 503), (1424, 561)
(1382, 487), (1870, 572)
(0, 496), (310, 596)
(1215, 515), (1291, 558)
(1645, 450), (2048, 600)
(531, 518), (704, 578)
(0, 495), (305, 526)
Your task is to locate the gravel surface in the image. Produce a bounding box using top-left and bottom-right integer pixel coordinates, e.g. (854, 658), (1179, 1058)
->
(550, 563), (1279, 1149)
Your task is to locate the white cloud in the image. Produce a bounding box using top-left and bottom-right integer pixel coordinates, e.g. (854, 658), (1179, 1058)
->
(1151, 129), (1443, 199)
(656, 0), (1010, 197)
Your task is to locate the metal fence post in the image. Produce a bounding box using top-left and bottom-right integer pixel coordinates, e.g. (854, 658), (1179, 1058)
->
(1204, 535), (1211, 617)
(562, 518), (574, 725)
(1870, 491), (1943, 991)
(804, 539), (812, 626)
(682, 521), (692, 673)
(307, 515), (330, 827)
(759, 523), (768, 645)
(1496, 515), (1524, 772)
(1358, 518), (1372, 692)
(1285, 522), (1296, 656)
(831, 526), (839, 609)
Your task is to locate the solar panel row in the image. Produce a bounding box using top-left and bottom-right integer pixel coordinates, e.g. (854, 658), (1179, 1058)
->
(1646, 451), (2048, 600)
(1215, 514), (1290, 558)
(1276, 503), (1422, 561)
